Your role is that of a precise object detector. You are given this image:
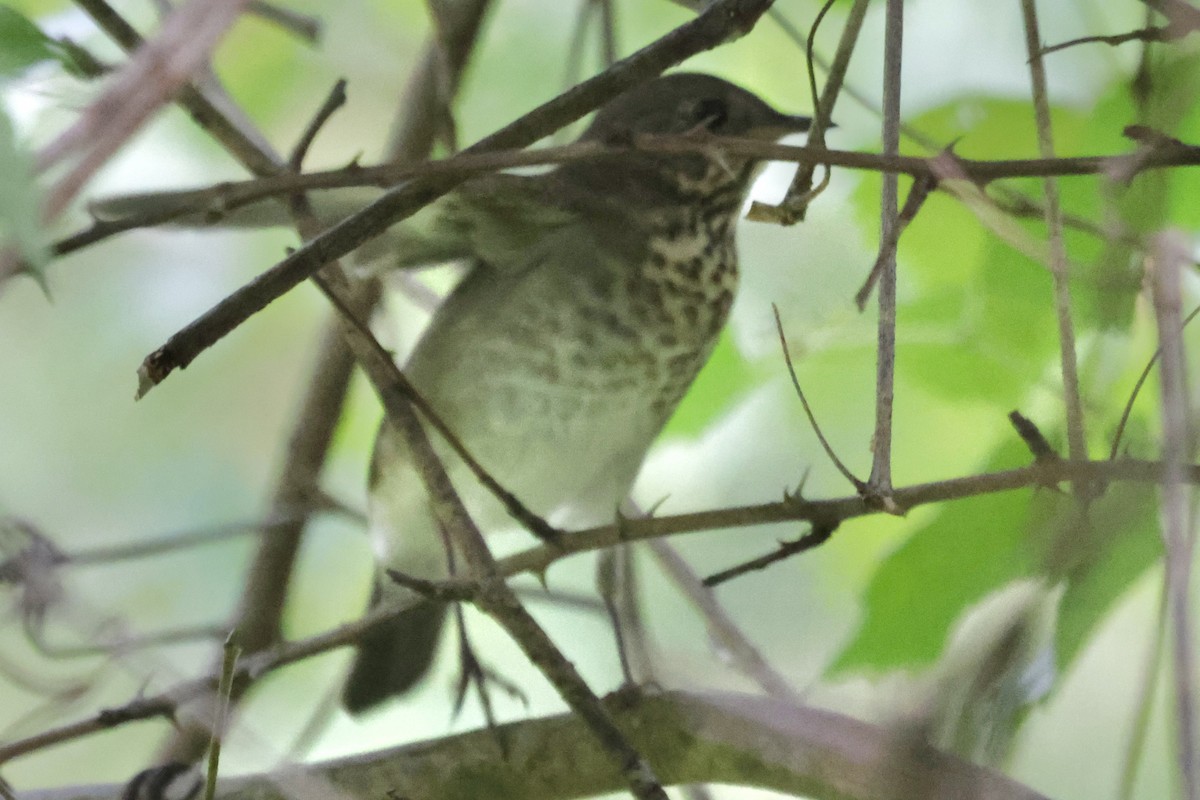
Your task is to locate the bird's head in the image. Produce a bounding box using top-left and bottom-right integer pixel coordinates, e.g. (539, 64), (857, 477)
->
(582, 72), (811, 143)
(571, 72), (811, 202)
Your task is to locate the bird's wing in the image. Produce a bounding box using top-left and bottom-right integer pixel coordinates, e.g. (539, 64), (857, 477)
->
(91, 172), (581, 273)
(356, 172), (581, 274)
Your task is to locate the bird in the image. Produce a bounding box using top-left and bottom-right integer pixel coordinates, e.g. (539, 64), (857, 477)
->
(93, 72), (811, 714)
(342, 72), (810, 712)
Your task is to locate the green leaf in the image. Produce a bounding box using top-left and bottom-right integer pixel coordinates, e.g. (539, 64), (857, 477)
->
(899, 235), (1056, 404)
(1049, 482), (1159, 673)
(1088, 50), (1200, 328)
(832, 438), (1039, 673)
(0, 5), (57, 77)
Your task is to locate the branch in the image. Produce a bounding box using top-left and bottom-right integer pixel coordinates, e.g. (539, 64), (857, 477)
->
(150, 0), (495, 765)
(18, 692), (1051, 800)
(6, 456), (1199, 763)
(1149, 229), (1198, 800)
(866, 0), (903, 501)
(315, 274), (665, 800)
(750, 0), (870, 224)
(37, 0), (258, 219)
(1021, 0), (1089, 475)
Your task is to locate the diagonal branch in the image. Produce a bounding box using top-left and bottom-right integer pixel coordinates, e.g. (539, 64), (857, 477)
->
(132, 0), (780, 397)
(152, 0), (495, 766)
(314, 276), (667, 800)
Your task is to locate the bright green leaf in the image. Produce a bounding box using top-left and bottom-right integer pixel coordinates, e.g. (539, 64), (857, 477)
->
(0, 5), (56, 77)
(832, 439), (1040, 673)
(1049, 483), (1160, 673)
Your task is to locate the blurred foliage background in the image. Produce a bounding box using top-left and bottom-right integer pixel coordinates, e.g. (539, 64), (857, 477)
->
(0, 0), (1195, 798)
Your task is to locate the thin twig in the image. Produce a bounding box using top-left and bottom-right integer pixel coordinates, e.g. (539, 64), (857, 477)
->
(288, 80), (347, 170)
(311, 276), (559, 542)
(866, 0), (903, 502)
(1021, 0), (1089, 482)
(648, 540), (801, 701)
(854, 172), (934, 309)
(63, 514), (312, 566)
(1149, 229), (1198, 800)
(78, 134), (1200, 253)
(246, 1), (321, 43)
(314, 276), (668, 800)
(751, 0), (869, 224)
(1040, 25), (1180, 57)
(772, 304), (863, 491)
(703, 522), (836, 587)
(1109, 303), (1200, 460)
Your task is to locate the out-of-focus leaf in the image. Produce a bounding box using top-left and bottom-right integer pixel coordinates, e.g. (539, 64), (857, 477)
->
(832, 430), (1162, 688)
(1044, 481), (1160, 672)
(831, 438), (1039, 672)
(899, 233), (1055, 404)
(0, 5), (56, 76)
(1092, 50), (1200, 328)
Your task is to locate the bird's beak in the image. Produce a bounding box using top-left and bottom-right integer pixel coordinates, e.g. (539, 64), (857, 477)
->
(747, 112), (817, 141)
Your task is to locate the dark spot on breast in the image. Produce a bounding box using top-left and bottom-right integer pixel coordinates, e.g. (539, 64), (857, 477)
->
(662, 219), (684, 239)
(666, 352), (697, 377)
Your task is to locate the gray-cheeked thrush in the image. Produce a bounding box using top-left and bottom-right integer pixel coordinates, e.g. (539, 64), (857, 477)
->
(344, 72), (811, 712)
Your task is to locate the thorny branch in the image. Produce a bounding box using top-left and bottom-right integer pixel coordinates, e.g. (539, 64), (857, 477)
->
(3, 455), (1199, 766)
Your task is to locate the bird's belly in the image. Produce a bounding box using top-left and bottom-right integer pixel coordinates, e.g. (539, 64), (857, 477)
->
(431, 339), (709, 528)
(418, 313), (722, 530)
(408, 238), (737, 529)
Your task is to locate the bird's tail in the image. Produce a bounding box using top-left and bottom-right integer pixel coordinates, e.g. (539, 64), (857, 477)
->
(342, 582), (447, 714)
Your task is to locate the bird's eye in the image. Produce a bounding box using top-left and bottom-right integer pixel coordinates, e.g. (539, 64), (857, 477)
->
(691, 97), (728, 130)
